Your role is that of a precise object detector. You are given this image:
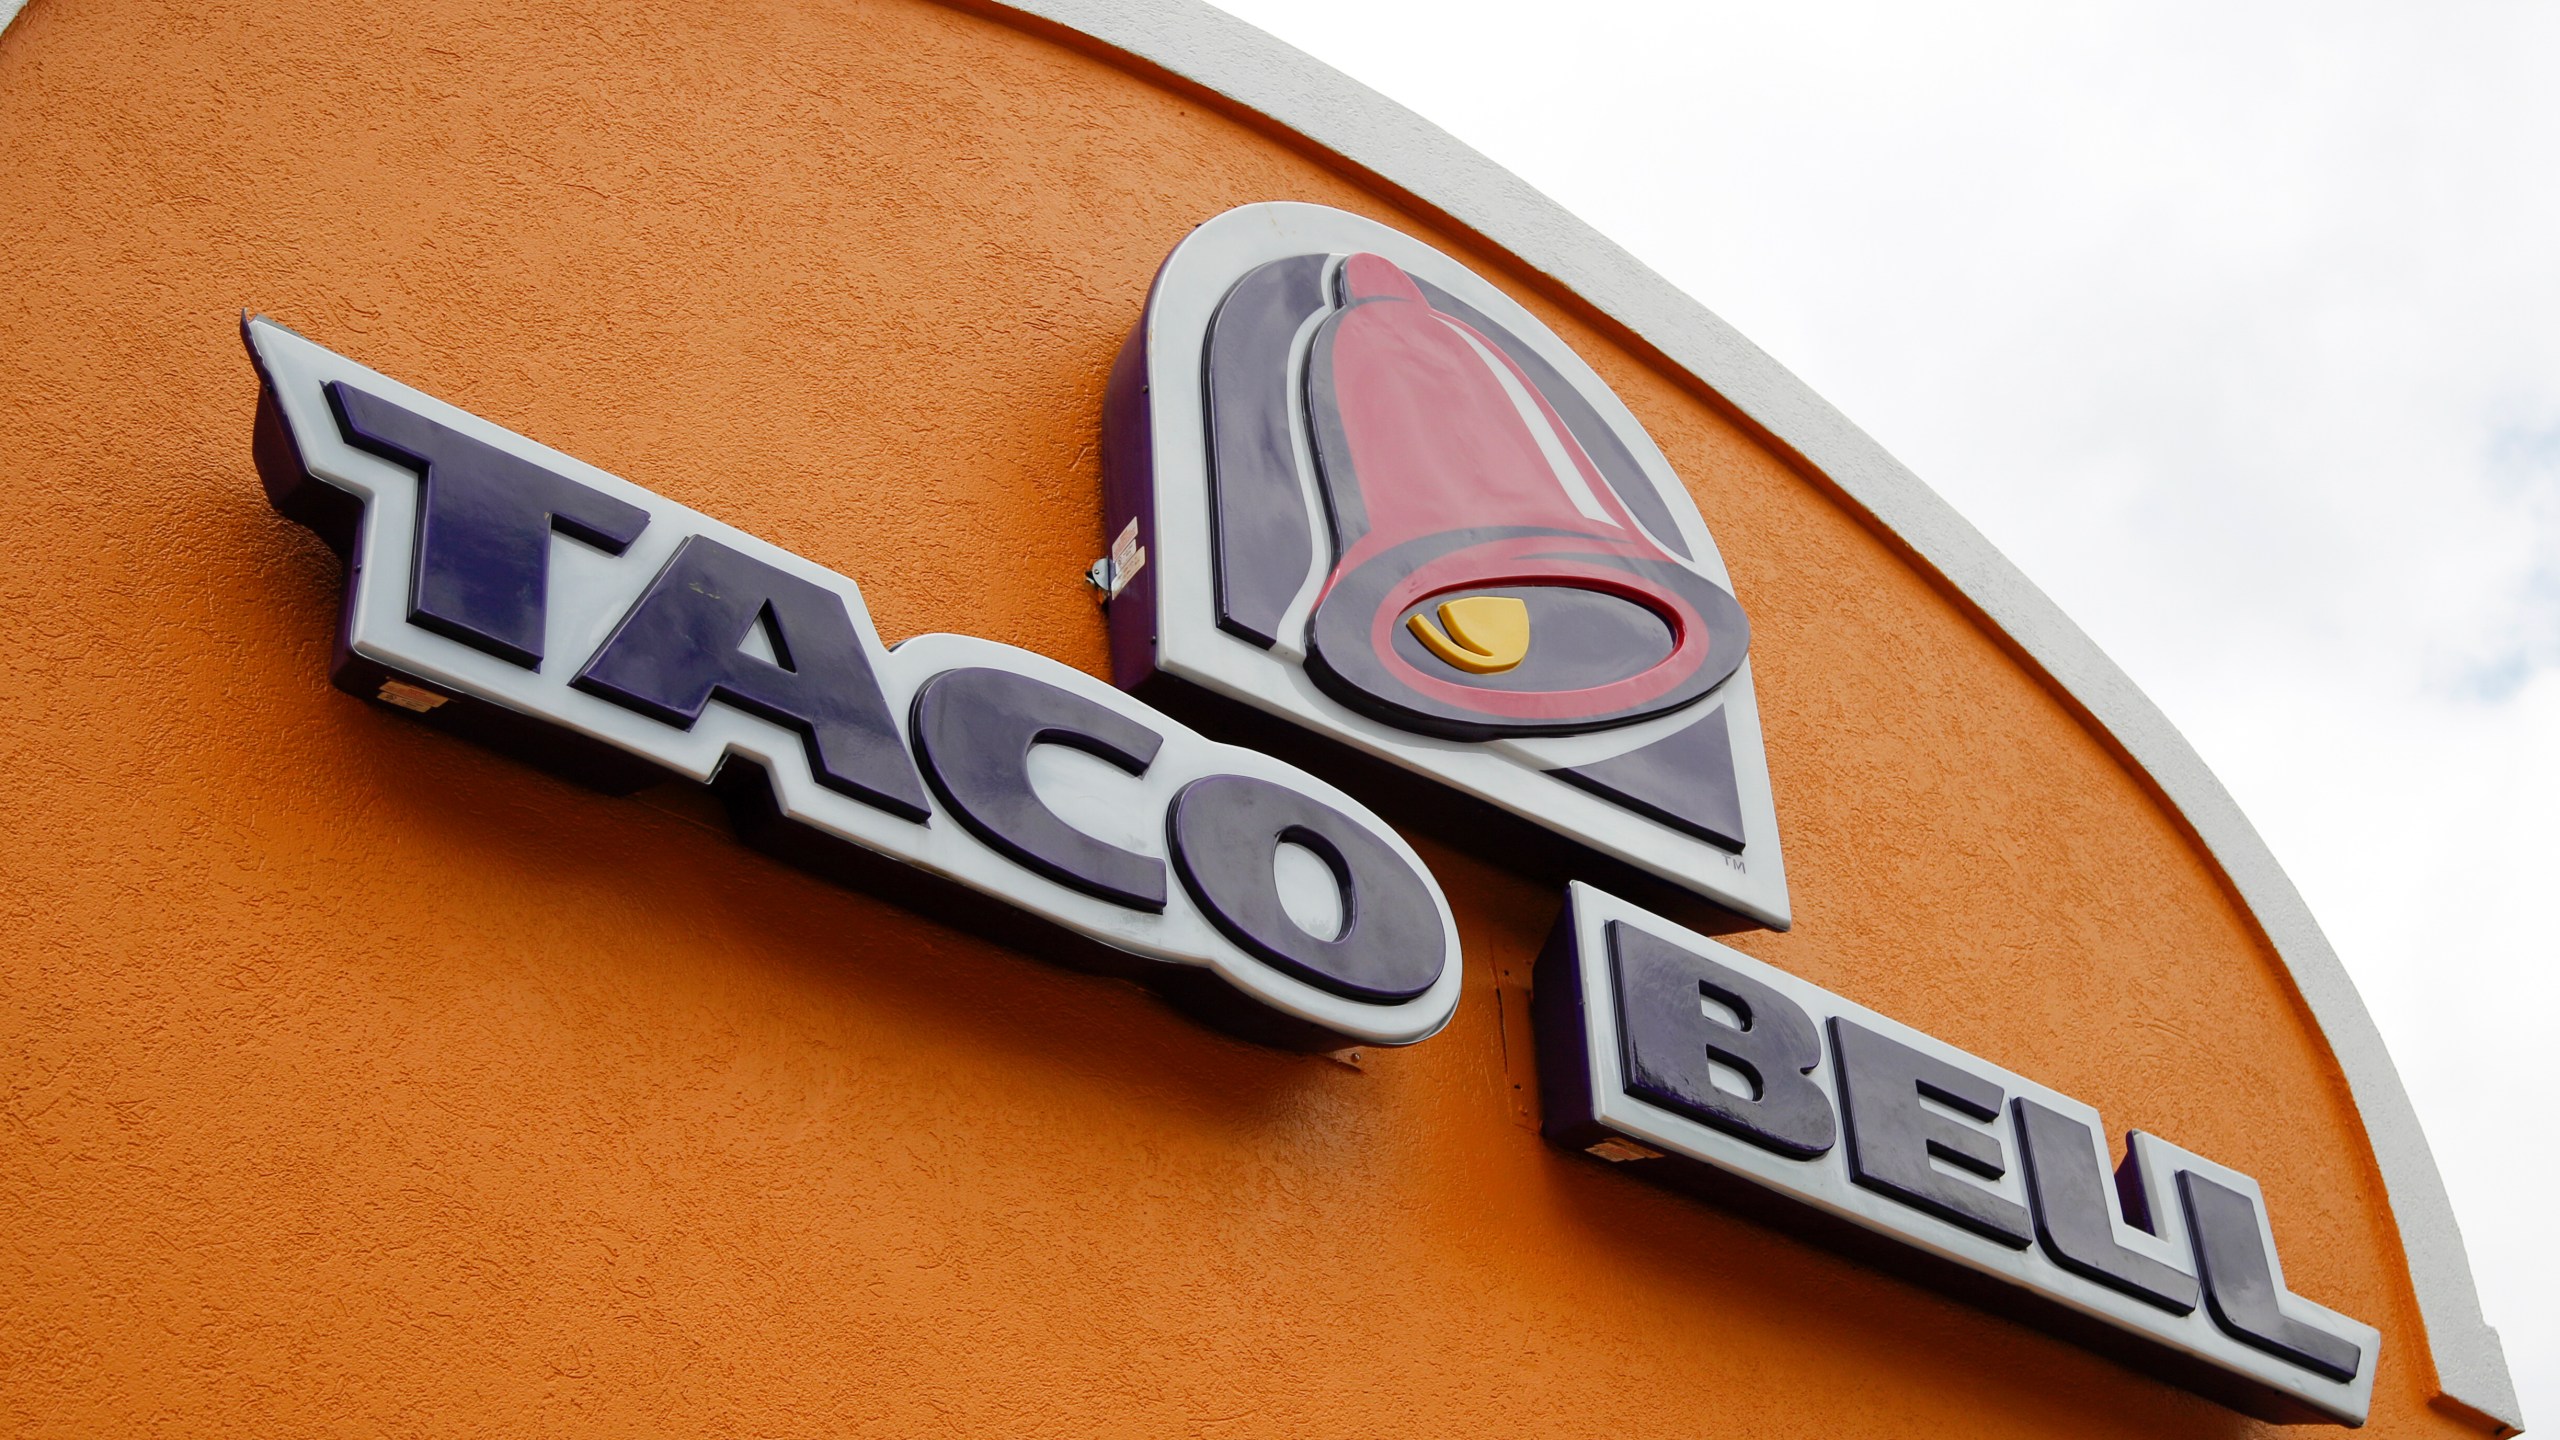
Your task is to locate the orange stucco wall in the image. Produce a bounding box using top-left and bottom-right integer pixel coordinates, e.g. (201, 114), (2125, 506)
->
(0, 1), (2481, 1435)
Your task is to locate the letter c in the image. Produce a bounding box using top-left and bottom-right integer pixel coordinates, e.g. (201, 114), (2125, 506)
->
(910, 667), (1168, 911)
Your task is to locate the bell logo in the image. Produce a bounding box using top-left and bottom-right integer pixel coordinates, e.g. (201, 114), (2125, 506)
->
(1300, 252), (1751, 741)
(1103, 204), (1791, 929)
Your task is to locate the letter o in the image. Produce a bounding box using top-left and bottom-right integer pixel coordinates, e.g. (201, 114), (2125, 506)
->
(1166, 774), (1447, 1003)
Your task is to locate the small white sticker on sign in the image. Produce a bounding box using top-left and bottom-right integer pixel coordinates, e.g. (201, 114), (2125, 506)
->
(1108, 517), (1145, 597)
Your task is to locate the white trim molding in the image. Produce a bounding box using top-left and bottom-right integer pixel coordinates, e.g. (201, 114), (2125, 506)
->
(958, 0), (2521, 1429)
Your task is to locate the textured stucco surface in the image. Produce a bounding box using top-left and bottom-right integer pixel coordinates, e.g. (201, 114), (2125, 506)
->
(0, 0), (2488, 1434)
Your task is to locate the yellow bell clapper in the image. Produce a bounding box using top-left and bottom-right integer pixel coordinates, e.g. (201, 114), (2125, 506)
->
(1408, 594), (1531, 674)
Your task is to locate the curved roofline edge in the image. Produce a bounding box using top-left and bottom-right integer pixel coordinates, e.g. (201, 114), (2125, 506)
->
(954, 0), (2519, 1428)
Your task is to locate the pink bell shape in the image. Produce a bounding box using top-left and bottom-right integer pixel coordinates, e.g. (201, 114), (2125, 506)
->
(1303, 253), (1749, 739)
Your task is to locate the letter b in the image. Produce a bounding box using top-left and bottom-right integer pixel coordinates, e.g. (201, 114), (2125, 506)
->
(1608, 921), (1835, 1160)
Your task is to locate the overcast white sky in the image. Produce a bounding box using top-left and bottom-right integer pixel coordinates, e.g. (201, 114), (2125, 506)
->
(1203, 0), (2558, 1422)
